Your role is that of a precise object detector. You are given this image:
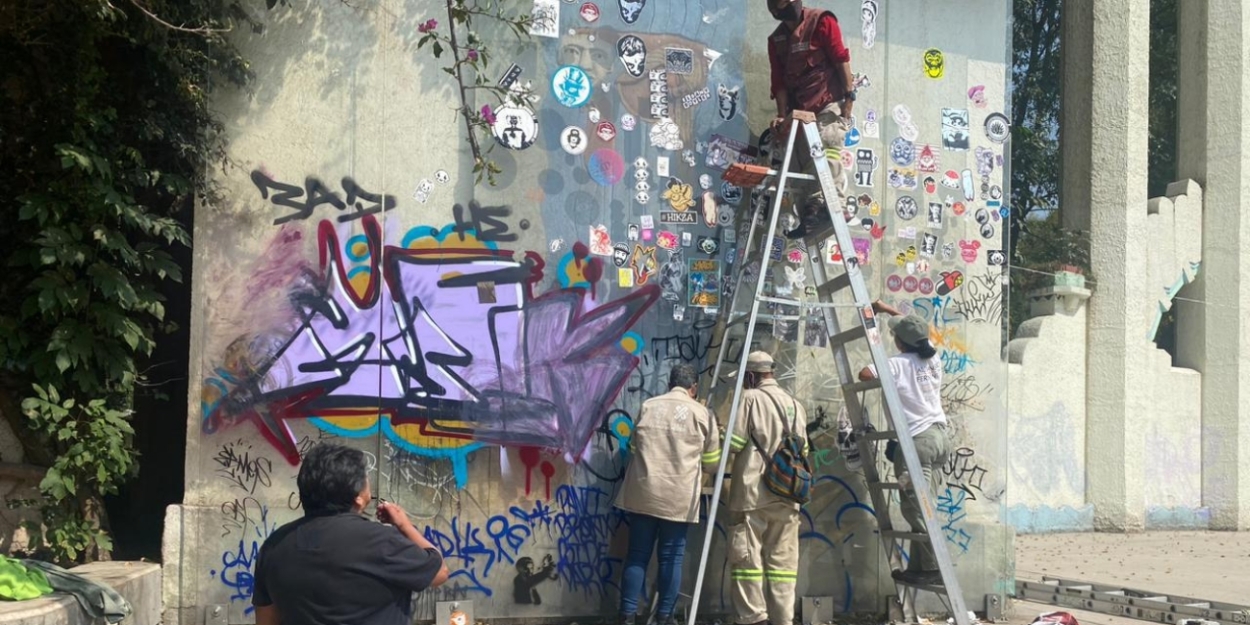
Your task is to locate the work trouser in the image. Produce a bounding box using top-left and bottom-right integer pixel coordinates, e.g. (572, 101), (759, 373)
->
(728, 501), (800, 625)
(777, 101), (851, 217)
(893, 423), (952, 572)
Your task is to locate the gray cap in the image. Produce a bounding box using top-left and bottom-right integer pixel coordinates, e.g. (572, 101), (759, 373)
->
(889, 315), (930, 347)
(744, 351), (775, 373)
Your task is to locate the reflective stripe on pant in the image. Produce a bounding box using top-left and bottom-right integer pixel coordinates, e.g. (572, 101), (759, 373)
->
(893, 423), (951, 572)
(728, 501), (800, 625)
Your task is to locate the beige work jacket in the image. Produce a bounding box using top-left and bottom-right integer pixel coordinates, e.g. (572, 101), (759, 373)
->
(727, 379), (809, 512)
(615, 388), (722, 523)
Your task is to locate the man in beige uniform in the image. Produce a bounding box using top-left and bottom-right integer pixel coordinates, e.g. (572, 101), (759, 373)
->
(615, 365), (721, 625)
(726, 352), (808, 625)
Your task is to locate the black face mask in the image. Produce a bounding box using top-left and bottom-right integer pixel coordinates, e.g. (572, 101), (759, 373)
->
(769, 3), (799, 21)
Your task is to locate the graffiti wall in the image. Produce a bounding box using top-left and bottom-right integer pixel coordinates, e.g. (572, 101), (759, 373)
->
(165, 1), (1012, 623)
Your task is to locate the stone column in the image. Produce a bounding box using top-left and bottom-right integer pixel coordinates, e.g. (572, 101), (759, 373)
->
(1064, 0), (1152, 530)
(1177, 0), (1250, 531)
(1059, 0), (1094, 233)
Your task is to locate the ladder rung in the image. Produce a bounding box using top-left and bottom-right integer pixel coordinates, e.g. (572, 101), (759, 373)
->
(757, 295), (803, 307)
(842, 379), (881, 394)
(869, 481), (902, 490)
(861, 430), (898, 441)
(893, 577), (946, 593)
(777, 171), (817, 181)
(829, 325), (867, 347)
(816, 273), (853, 297)
(882, 531), (931, 542)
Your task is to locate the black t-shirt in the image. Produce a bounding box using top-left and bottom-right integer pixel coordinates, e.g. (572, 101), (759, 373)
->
(253, 513), (443, 625)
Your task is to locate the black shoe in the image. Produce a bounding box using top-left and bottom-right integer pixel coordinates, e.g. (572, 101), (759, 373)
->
(620, 614), (636, 625)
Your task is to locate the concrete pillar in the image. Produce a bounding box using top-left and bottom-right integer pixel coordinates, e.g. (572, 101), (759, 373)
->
(1066, 0), (1152, 531)
(1177, 0), (1250, 531)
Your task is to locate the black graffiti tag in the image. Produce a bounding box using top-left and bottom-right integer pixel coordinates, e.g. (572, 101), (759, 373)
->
(251, 170), (396, 225)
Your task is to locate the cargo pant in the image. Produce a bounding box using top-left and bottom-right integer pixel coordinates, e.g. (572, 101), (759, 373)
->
(728, 501), (801, 625)
(774, 101), (852, 226)
(893, 423), (952, 572)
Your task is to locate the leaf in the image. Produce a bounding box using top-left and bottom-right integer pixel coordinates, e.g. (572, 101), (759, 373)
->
(432, 41), (443, 58)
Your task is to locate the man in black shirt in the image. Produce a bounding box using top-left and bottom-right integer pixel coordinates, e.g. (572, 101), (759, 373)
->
(253, 444), (450, 625)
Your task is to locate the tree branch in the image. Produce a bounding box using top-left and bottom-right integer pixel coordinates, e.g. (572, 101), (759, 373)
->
(123, 0), (232, 35)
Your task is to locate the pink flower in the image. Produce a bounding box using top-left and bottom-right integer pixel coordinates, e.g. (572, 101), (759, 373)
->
(417, 18), (438, 33)
(466, 49), (479, 61)
(480, 104), (496, 125)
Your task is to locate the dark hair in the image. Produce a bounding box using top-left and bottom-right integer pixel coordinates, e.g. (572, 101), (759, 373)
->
(668, 364), (699, 390)
(898, 337), (938, 360)
(298, 443), (368, 515)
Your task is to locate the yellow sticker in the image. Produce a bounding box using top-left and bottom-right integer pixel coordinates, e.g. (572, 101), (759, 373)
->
(619, 267), (635, 287)
(923, 48), (944, 79)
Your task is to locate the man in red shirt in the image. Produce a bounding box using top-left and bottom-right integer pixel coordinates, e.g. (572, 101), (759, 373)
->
(766, 0), (857, 238)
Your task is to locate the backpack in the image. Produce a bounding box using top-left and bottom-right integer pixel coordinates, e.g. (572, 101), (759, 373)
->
(749, 392), (813, 505)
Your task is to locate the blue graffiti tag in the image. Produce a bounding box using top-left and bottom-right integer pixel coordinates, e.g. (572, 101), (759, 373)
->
(211, 504), (276, 614)
(936, 486), (973, 553)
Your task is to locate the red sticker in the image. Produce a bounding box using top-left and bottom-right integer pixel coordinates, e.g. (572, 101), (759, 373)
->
(887, 274), (903, 292)
(918, 277), (934, 295)
(903, 276), (919, 293)
(596, 121), (617, 142)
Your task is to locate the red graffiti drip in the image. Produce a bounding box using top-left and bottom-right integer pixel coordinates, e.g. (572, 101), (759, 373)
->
(519, 446), (542, 495)
(540, 461), (556, 500)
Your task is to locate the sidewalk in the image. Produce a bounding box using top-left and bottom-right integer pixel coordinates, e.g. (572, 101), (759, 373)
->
(1009, 531), (1250, 625)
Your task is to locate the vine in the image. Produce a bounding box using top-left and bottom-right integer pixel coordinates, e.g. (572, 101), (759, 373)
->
(416, 0), (536, 185)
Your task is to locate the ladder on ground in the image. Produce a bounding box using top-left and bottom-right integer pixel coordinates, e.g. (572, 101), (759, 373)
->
(683, 111), (971, 625)
(1017, 577), (1250, 625)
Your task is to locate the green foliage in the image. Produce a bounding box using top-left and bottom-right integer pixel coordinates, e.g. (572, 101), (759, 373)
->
(1007, 212), (1094, 337)
(0, 0), (250, 564)
(408, 0), (534, 185)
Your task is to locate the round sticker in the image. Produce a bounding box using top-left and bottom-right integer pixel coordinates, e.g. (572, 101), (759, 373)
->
(722, 182), (743, 205)
(561, 126), (588, 155)
(985, 113), (1011, 144)
(844, 127), (862, 147)
(980, 222), (996, 239)
(889, 137), (915, 167)
(892, 104), (913, 125)
(492, 105), (539, 150)
(887, 275), (903, 292)
(596, 121), (617, 142)
(552, 65), (593, 108)
(903, 276), (919, 293)
(896, 196), (919, 220)
(589, 149), (625, 186)
(952, 201), (967, 216)
(899, 123), (920, 142)
(918, 277), (935, 295)
(621, 114), (637, 131)
(717, 205), (735, 227)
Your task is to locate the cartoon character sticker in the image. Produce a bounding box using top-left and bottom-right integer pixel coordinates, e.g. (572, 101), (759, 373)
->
(618, 0), (646, 24)
(617, 35), (646, 78)
(579, 2), (600, 22)
(492, 105), (539, 150)
(630, 244), (657, 285)
(717, 84), (740, 121)
(663, 178), (695, 211)
(552, 65), (592, 107)
(561, 126), (588, 155)
(923, 48), (945, 79)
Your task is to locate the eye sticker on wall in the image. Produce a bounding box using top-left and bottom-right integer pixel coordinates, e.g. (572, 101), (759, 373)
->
(923, 48), (945, 79)
(617, 35), (646, 78)
(560, 126), (588, 155)
(551, 65), (592, 108)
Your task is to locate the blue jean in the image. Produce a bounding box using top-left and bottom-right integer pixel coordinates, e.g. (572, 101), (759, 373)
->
(619, 512), (690, 618)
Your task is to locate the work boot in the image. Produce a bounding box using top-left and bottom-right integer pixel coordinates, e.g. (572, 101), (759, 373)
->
(620, 614), (636, 625)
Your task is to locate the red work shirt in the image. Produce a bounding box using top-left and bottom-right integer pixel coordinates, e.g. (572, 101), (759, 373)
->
(768, 14), (851, 101)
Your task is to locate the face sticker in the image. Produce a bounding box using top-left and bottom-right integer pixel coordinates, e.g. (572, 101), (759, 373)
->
(861, 0), (879, 49)
(941, 108), (971, 151)
(682, 231), (693, 247)
(697, 236), (719, 256)
(612, 243), (631, 267)
(617, 35), (646, 78)
(920, 232), (938, 258)
(980, 222), (995, 239)
(618, 0), (646, 24)
(717, 84), (741, 121)
(596, 121), (617, 142)
(941, 242), (955, 260)
(985, 113), (1011, 144)
(561, 126), (588, 154)
(635, 190), (651, 204)
(923, 48), (945, 79)
(628, 224), (639, 241)
(552, 66), (592, 107)
(903, 275), (918, 293)
(492, 105), (539, 150)
(657, 231), (678, 250)
(889, 137), (915, 167)
(892, 104), (913, 126)
(620, 114), (637, 131)
(942, 170), (961, 189)
(665, 48), (695, 75)
(917, 277), (934, 295)
(896, 196), (919, 220)
(927, 201), (943, 228)
(899, 122), (919, 142)
(886, 274), (902, 292)
(721, 183), (743, 205)
(579, 2), (600, 22)
(630, 244), (658, 285)
(987, 250), (1007, 266)
(863, 109), (880, 138)
(663, 178), (695, 211)
(959, 239), (980, 263)
(916, 144), (939, 173)
(968, 85), (988, 108)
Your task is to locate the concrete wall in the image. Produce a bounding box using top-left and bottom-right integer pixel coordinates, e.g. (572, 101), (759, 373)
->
(1006, 182), (1207, 532)
(164, 0), (1014, 622)
(0, 562), (161, 625)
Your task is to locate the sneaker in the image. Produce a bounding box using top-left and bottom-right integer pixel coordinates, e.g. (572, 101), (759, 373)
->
(620, 614), (636, 625)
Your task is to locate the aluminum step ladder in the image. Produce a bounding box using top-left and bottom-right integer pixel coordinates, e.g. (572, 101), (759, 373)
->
(1016, 577), (1250, 625)
(684, 111), (971, 625)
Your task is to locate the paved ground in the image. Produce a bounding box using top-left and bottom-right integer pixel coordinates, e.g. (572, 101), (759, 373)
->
(1009, 531), (1250, 625)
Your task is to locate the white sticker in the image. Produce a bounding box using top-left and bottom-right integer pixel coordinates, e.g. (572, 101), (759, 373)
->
(561, 126), (589, 155)
(640, 215), (655, 229)
(656, 156), (670, 178)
